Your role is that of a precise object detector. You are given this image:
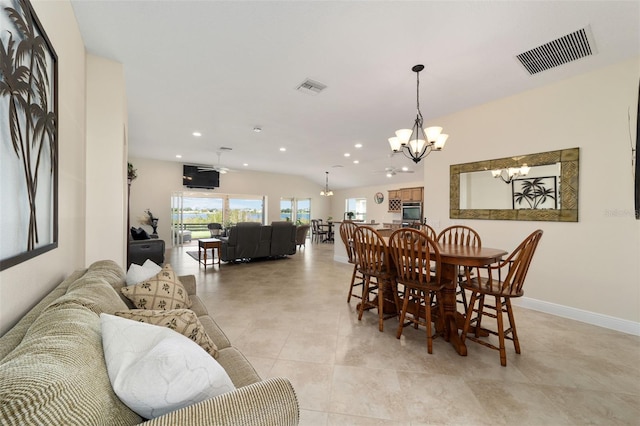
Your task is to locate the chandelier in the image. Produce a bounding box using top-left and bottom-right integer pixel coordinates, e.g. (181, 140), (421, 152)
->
(491, 165), (531, 184)
(388, 64), (449, 164)
(320, 171), (333, 196)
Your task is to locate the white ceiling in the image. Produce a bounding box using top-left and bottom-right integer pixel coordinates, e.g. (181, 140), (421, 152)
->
(70, 0), (640, 190)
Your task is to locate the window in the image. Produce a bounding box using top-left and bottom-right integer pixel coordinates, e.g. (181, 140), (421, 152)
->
(228, 197), (264, 224)
(171, 193), (265, 242)
(280, 197), (311, 224)
(345, 198), (367, 221)
(280, 199), (293, 222)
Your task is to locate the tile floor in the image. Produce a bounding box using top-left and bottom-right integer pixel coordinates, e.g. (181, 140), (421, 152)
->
(169, 240), (640, 425)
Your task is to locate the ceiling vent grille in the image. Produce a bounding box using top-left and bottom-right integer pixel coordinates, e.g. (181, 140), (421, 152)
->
(516, 27), (596, 75)
(296, 78), (327, 95)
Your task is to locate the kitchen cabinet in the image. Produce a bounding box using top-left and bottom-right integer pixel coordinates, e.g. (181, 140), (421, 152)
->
(401, 187), (423, 202)
(388, 187), (423, 212)
(388, 190), (401, 212)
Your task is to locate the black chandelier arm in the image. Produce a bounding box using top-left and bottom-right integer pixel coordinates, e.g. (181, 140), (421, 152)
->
(402, 143), (433, 164)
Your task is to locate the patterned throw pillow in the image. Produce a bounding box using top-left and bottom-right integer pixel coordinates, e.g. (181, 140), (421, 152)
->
(120, 264), (192, 310)
(115, 309), (218, 358)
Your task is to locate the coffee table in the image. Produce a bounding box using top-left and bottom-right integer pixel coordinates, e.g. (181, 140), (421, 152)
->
(198, 238), (221, 269)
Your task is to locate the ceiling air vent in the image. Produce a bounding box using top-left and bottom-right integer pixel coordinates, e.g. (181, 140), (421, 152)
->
(296, 78), (327, 95)
(516, 26), (596, 75)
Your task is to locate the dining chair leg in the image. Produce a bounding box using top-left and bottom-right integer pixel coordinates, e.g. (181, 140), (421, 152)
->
(378, 278), (385, 332)
(358, 276), (371, 321)
(346, 265), (361, 303)
(412, 289), (420, 329)
(495, 296), (507, 367)
(505, 298), (521, 354)
(461, 292), (478, 344)
(474, 294), (486, 338)
(396, 288), (410, 339)
(425, 291), (433, 354)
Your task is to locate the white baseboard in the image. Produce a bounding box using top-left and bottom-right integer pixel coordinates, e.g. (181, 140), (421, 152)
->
(514, 297), (640, 336)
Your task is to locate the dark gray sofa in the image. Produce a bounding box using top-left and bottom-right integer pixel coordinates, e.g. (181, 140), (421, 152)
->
(220, 222), (296, 262)
(128, 239), (165, 267)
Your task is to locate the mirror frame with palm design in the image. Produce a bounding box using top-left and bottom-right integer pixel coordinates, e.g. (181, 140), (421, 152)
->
(450, 148), (579, 222)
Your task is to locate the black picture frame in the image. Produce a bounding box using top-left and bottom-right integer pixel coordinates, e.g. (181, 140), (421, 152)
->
(0, 0), (58, 271)
(635, 79), (639, 220)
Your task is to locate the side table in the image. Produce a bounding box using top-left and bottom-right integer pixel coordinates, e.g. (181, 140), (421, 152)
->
(198, 238), (221, 269)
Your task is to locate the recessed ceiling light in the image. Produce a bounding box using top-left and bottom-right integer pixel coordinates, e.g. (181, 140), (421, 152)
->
(344, 153), (351, 157)
(279, 147), (286, 152)
(192, 131), (201, 137)
(354, 143), (363, 148)
(253, 127), (262, 133)
(175, 154), (182, 159)
(243, 163), (248, 167)
(353, 160), (359, 164)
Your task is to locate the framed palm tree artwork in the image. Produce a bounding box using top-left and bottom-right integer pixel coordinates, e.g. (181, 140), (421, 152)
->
(512, 176), (558, 210)
(0, 0), (58, 271)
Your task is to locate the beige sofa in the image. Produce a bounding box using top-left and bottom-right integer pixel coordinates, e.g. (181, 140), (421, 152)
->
(0, 260), (299, 425)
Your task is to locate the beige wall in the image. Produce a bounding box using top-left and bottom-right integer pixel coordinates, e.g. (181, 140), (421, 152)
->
(0, 1), (87, 335)
(423, 57), (640, 329)
(128, 157), (332, 245)
(85, 54), (128, 266)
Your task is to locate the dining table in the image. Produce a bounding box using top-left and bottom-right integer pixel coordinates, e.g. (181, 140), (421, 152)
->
(381, 237), (508, 356)
(319, 221), (334, 242)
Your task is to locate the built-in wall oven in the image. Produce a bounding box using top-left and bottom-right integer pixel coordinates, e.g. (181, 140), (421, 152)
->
(401, 202), (422, 222)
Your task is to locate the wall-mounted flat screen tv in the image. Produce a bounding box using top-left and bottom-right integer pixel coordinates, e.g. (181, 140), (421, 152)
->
(182, 165), (219, 189)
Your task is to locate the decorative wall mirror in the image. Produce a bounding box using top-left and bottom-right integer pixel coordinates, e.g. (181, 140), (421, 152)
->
(450, 148), (579, 222)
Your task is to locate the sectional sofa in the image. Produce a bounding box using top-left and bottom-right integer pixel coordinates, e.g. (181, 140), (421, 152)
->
(219, 222), (297, 262)
(0, 260), (299, 425)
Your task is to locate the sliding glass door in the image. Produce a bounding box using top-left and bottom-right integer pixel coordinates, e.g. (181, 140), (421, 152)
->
(172, 192), (265, 245)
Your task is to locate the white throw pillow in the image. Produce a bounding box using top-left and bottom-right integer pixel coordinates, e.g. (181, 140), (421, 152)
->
(100, 314), (235, 419)
(125, 259), (162, 285)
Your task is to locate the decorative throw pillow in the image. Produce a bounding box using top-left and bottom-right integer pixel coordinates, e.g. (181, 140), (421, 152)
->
(100, 314), (235, 419)
(120, 264), (191, 310)
(125, 259), (162, 285)
(114, 309), (218, 358)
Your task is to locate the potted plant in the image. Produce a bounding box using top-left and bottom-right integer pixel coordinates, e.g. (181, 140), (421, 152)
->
(346, 212), (355, 220)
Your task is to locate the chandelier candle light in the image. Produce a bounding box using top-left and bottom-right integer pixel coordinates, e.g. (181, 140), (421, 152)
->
(388, 64), (449, 164)
(491, 165), (531, 184)
(321, 171), (334, 196)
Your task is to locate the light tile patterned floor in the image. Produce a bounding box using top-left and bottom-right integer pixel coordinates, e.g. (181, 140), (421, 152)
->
(169, 240), (640, 425)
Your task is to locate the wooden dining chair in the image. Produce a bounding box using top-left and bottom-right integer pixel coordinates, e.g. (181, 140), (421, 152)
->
(461, 229), (543, 366)
(311, 219), (327, 243)
(419, 224), (437, 240)
(353, 226), (399, 332)
(437, 225), (482, 312)
(389, 228), (445, 354)
(339, 221), (365, 303)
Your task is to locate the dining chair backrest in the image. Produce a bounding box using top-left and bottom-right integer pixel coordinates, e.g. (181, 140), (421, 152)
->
(389, 228), (441, 286)
(339, 221), (359, 264)
(353, 226), (390, 277)
(469, 229), (543, 296)
(437, 225), (481, 247)
(419, 224), (437, 240)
